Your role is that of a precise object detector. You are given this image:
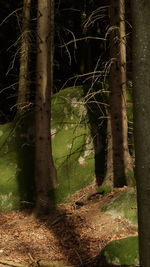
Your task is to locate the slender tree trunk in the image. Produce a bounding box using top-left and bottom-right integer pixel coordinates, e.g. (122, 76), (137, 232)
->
(109, 0), (133, 187)
(104, 116), (114, 187)
(81, 2), (107, 186)
(35, 0), (57, 215)
(132, 1), (150, 267)
(17, 0), (31, 113)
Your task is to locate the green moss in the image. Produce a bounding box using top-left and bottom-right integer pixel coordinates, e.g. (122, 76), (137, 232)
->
(127, 105), (133, 123)
(126, 89), (133, 103)
(0, 86), (95, 210)
(0, 113), (35, 211)
(97, 186), (112, 195)
(51, 86), (94, 202)
(0, 123), (20, 211)
(126, 170), (135, 186)
(97, 236), (139, 266)
(101, 188), (137, 225)
(0, 193), (20, 212)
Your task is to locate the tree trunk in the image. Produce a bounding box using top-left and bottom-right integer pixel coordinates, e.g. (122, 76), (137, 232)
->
(109, 0), (133, 187)
(132, 1), (150, 267)
(104, 116), (114, 187)
(35, 0), (57, 215)
(17, 0), (31, 114)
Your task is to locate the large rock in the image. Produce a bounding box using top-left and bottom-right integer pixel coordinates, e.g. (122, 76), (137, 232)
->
(0, 86), (95, 211)
(0, 114), (35, 211)
(51, 86), (94, 202)
(0, 122), (19, 211)
(101, 188), (137, 225)
(97, 236), (139, 267)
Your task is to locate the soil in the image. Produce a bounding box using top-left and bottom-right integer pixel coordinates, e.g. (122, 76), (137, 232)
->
(0, 185), (137, 267)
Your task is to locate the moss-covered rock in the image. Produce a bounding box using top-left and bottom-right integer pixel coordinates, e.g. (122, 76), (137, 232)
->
(97, 185), (113, 195)
(101, 188), (137, 225)
(0, 86), (95, 211)
(0, 113), (35, 211)
(97, 236), (139, 266)
(51, 86), (94, 202)
(0, 122), (19, 211)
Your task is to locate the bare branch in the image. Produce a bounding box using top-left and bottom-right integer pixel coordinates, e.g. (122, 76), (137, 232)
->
(59, 36), (106, 48)
(0, 83), (18, 94)
(0, 8), (22, 26)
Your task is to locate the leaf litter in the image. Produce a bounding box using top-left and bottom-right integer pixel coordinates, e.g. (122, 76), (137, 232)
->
(0, 185), (137, 267)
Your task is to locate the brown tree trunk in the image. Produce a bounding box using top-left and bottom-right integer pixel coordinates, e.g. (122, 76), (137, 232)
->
(132, 1), (150, 267)
(35, 0), (57, 215)
(109, 0), (133, 187)
(17, 0), (31, 114)
(104, 116), (114, 187)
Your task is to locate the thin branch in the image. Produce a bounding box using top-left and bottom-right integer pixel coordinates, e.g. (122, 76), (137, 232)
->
(0, 8), (22, 26)
(0, 82), (18, 94)
(60, 70), (104, 89)
(6, 50), (20, 75)
(59, 36), (106, 48)
(0, 260), (27, 267)
(83, 5), (109, 31)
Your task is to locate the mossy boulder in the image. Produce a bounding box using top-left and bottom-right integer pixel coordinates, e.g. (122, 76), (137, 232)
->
(0, 86), (95, 211)
(97, 185), (113, 195)
(0, 122), (19, 211)
(101, 188), (137, 225)
(0, 113), (35, 211)
(51, 86), (94, 202)
(97, 236), (139, 266)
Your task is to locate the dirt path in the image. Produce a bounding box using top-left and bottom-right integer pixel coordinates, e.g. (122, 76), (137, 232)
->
(0, 186), (137, 266)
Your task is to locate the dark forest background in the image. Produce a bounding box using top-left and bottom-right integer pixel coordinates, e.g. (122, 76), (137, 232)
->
(0, 0), (131, 124)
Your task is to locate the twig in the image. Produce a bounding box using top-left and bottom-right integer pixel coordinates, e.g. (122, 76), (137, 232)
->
(0, 8), (22, 26)
(0, 259), (27, 267)
(59, 36), (106, 48)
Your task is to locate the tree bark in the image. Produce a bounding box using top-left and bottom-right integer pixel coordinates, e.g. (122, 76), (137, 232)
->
(35, 0), (57, 215)
(104, 116), (114, 187)
(109, 0), (133, 187)
(17, 0), (31, 114)
(132, 1), (150, 267)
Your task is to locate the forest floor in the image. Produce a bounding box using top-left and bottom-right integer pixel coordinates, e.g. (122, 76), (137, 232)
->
(0, 185), (137, 267)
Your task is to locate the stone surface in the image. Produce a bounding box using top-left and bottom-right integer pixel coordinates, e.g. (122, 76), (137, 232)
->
(51, 86), (94, 202)
(0, 113), (35, 211)
(0, 86), (95, 211)
(101, 188), (137, 225)
(97, 236), (139, 267)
